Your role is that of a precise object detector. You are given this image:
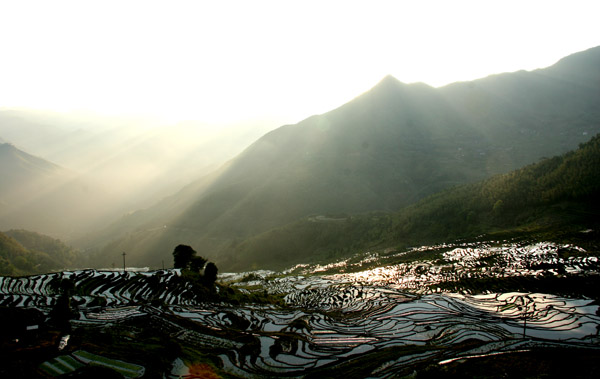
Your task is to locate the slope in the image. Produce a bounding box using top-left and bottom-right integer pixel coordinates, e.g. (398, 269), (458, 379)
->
(89, 46), (600, 271)
(0, 230), (80, 275)
(230, 133), (600, 270)
(0, 110), (275, 211)
(0, 143), (122, 239)
(0, 142), (71, 214)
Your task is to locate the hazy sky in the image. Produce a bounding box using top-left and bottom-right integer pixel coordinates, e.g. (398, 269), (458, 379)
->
(1, 0), (598, 127)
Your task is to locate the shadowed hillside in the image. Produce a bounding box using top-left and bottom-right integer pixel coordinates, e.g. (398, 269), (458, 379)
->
(228, 133), (600, 270)
(88, 47), (600, 271)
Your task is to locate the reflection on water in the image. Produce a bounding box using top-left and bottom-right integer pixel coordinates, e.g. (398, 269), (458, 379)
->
(1, 241), (599, 377)
(162, 291), (599, 377)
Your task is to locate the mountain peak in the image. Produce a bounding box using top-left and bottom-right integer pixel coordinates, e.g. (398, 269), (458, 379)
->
(362, 75), (406, 100)
(379, 74), (401, 84)
(361, 75), (434, 104)
(374, 75), (404, 89)
(371, 75), (435, 93)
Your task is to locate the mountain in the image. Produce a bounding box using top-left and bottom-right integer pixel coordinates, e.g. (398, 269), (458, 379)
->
(0, 143), (122, 238)
(0, 142), (70, 213)
(89, 46), (600, 271)
(0, 110), (276, 211)
(229, 133), (600, 270)
(0, 142), (66, 190)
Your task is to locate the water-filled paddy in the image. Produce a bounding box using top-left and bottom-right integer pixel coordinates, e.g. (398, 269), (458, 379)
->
(2, 241), (599, 377)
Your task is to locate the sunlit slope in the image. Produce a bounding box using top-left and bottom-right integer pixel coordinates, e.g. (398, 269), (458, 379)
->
(230, 133), (600, 270)
(0, 143), (121, 238)
(0, 111), (272, 214)
(0, 230), (79, 275)
(92, 46), (600, 271)
(76, 161), (231, 252)
(0, 231), (30, 275)
(0, 142), (65, 191)
(0, 143), (71, 233)
(175, 78), (489, 233)
(90, 79), (491, 267)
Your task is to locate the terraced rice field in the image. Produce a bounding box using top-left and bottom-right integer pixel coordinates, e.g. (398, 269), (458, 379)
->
(164, 291), (599, 377)
(2, 241), (600, 377)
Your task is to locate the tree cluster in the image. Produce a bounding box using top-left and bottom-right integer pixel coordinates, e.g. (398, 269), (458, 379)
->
(172, 244), (218, 286)
(0, 230), (82, 276)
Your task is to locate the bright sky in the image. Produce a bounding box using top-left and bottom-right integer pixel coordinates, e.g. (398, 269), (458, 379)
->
(0, 0), (599, 126)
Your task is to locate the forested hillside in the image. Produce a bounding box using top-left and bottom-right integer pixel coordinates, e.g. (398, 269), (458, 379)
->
(0, 230), (80, 275)
(226, 134), (600, 270)
(391, 133), (600, 242)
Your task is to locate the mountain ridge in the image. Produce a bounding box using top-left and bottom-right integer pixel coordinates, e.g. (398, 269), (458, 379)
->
(85, 46), (600, 270)
(0, 142), (71, 208)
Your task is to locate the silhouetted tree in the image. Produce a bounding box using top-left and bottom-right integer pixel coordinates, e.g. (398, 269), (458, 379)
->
(203, 262), (218, 285)
(172, 244), (197, 269)
(190, 256), (207, 272)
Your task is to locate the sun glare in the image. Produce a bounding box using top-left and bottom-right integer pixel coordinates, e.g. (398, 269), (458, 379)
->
(0, 1), (598, 125)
